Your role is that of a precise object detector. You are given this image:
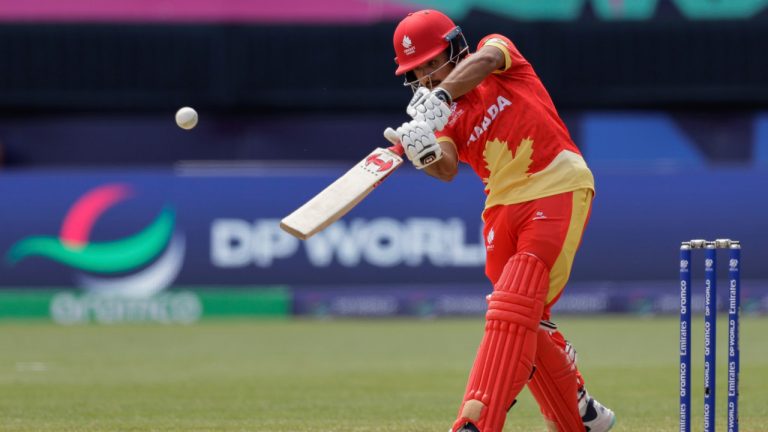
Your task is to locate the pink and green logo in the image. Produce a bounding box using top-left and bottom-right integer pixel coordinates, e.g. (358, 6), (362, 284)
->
(7, 183), (185, 297)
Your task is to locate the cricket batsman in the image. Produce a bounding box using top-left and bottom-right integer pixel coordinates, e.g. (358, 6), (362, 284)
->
(390, 10), (616, 432)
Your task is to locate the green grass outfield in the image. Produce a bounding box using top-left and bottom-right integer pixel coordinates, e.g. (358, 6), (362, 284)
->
(1, 316), (766, 431)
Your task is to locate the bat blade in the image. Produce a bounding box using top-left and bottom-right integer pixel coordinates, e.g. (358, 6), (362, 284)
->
(280, 146), (403, 240)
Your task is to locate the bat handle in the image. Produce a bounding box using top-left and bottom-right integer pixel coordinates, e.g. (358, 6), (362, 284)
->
(383, 127), (404, 156)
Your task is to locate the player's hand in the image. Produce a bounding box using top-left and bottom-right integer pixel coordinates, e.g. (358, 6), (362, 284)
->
(396, 120), (443, 169)
(406, 87), (452, 132)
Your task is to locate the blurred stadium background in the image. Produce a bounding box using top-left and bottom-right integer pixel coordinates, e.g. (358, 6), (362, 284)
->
(1, 1), (767, 431)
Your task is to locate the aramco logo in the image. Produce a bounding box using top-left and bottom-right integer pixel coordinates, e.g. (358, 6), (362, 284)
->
(6, 184), (199, 324)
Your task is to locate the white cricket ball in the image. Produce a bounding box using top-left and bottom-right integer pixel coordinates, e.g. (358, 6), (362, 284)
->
(175, 106), (198, 130)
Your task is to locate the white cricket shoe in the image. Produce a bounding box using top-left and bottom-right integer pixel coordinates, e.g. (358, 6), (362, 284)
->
(579, 390), (616, 432)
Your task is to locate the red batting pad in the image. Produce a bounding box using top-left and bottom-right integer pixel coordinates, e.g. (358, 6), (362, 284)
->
(452, 253), (549, 432)
(527, 328), (584, 432)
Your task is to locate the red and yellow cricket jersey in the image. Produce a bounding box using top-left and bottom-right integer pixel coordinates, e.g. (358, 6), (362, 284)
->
(436, 34), (594, 211)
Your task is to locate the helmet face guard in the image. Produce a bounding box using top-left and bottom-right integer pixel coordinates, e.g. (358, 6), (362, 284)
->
(402, 27), (468, 91)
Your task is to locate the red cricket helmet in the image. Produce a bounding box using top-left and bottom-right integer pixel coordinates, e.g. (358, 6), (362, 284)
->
(393, 9), (464, 76)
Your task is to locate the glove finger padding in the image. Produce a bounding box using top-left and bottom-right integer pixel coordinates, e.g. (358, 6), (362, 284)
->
(406, 87), (430, 119)
(407, 88), (452, 132)
(396, 120), (443, 169)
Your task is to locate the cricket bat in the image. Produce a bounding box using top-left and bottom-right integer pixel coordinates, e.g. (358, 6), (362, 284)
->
(280, 128), (404, 240)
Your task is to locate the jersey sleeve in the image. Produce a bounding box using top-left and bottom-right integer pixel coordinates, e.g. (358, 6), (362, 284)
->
(477, 34), (524, 74)
(436, 128), (464, 163)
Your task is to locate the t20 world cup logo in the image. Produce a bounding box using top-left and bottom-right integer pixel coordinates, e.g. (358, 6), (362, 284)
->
(7, 183), (185, 298)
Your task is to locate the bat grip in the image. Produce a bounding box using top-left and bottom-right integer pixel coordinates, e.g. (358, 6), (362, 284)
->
(383, 127), (404, 156)
(388, 143), (404, 156)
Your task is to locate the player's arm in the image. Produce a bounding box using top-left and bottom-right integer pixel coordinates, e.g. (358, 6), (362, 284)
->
(423, 139), (459, 182)
(437, 45), (506, 100)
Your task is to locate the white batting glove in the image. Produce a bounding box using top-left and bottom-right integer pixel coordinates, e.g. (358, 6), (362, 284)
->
(406, 87), (453, 132)
(396, 120), (443, 169)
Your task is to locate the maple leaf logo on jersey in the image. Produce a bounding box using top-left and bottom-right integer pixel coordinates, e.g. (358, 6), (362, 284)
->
(486, 228), (495, 251)
(482, 138), (535, 194)
(402, 35), (416, 55)
(448, 102), (465, 127)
